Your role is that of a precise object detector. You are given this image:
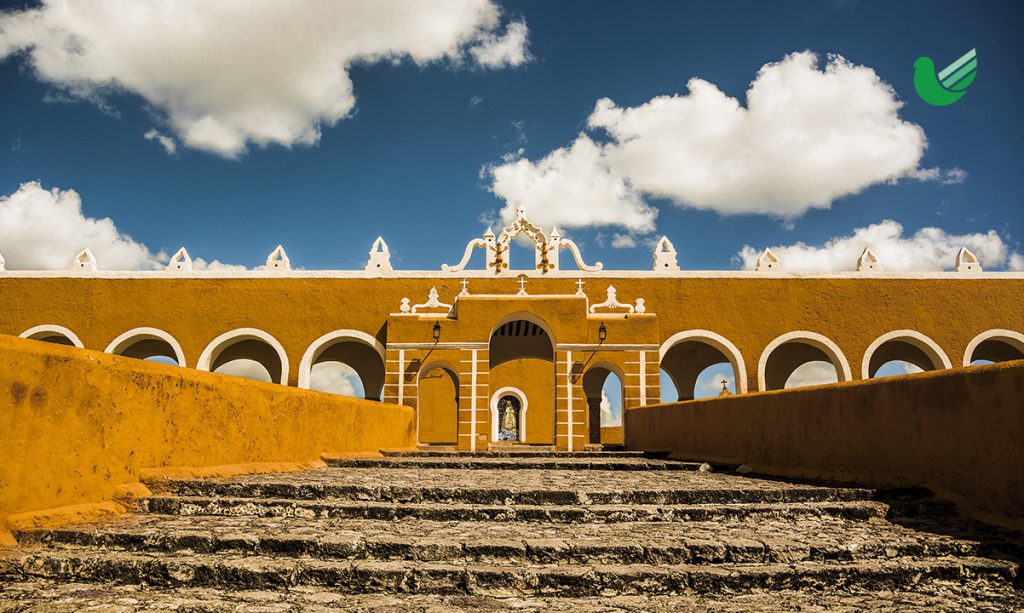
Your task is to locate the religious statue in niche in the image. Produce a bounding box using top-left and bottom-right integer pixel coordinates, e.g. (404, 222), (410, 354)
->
(497, 395), (521, 441)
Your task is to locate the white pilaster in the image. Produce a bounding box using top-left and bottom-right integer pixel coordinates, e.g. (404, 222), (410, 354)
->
(397, 349), (405, 406)
(565, 350), (574, 452)
(470, 348), (478, 452)
(639, 351), (647, 406)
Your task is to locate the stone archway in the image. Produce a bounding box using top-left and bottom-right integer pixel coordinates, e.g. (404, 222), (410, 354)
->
(487, 315), (555, 445)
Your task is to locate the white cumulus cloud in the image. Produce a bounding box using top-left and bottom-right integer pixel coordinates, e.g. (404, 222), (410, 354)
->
(0, 0), (529, 157)
(488, 136), (657, 233)
(0, 181), (163, 270)
(486, 51), (956, 231)
(735, 219), (1023, 272)
(784, 361), (839, 388)
(599, 389), (621, 427)
(0, 182), (253, 271)
(143, 129), (177, 155)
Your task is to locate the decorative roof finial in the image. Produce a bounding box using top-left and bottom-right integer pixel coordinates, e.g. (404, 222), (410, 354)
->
(265, 245), (291, 271)
(652, 236), (680, 271)
(856, 247), (880, 272)
(71, 248), (97, 271)
(166, 247), (193, 272)
(365, 236), (393, 273)
(955, 247), (981, 272)
(755, 248), (779, 271)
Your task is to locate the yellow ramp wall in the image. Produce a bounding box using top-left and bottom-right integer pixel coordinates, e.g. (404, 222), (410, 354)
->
(0, 334), (416, 521)
(626, 360), (1024, 526)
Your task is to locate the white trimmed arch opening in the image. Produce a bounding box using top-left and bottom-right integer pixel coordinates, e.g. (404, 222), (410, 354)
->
(658, 329), (749, 397)
(297, 329), (386, 400)
(104, 327), (186, 366)
(197, 327), (290, 385)
(861, 330), (952, 380)
(19, 324), (84, 348)
(490, 386), (528, 443)
(962, 329), (1024, 366)
(758, 331), (853, 392)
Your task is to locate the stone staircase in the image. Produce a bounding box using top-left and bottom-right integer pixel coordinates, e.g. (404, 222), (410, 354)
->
(2, 451), (1022, 610)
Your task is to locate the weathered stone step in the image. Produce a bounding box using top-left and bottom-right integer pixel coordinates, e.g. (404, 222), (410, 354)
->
(140, 495), (888, 523)
(147, 478), (874, 506)
(324, 457), (696, 470)
(382, 449), (646, 459)
(17, 515), (1001, 567)
(5, 579), (1024, 611)
(1, 549), (1015, 596)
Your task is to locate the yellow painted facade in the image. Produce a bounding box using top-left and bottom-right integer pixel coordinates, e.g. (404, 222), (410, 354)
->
(1, 213), (1022, 450)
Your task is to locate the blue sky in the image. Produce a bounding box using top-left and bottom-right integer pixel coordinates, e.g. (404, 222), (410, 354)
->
(0, 1), (1020, 402)
(1, 0), (1022, 274)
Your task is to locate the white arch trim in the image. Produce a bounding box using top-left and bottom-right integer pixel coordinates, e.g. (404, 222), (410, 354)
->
(490, 386), (528, 443)
(19, 324), (84, 348)
(659, 329), (749, 395)
(197, 327), (290, 385)
(861, 329), (952, 380)
(297, 329), (386, 389)
(757, 330), (853, 392)
(962, 329), (1024, 367)
(104, 327), (186, 367)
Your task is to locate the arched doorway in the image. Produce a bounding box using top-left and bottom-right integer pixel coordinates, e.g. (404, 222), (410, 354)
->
(963, 330), (1024, 366)
(758, 331), (852, 391)
(105, 327), (186, 366)
(19, 324), (83, 348)
(298, 330), (385, 400)
(197, 328), (289, 385)
(418, 363), (459, 445)
(582, 364), (624, 445)
(659, 330), (748, 400)
(861, 330), (951, 379)
(488, 315), (555, 445)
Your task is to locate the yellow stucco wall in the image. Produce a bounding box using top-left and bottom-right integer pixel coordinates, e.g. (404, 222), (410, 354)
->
(0, 334), (416, 523)
(625, 360), (1024, 526)
(0, 276), (1019, 384)
(0, 275), (1021, 448)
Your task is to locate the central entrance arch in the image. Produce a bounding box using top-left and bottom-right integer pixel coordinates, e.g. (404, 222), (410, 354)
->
(488, 314), (555, 445)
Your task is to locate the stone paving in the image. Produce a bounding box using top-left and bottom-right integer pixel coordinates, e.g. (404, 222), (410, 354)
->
(1, 452), (1022, 609)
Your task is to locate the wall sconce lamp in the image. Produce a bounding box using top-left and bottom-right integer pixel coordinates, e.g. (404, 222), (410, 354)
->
(432, 321), (442, 343)
(598, 322), (607, 342)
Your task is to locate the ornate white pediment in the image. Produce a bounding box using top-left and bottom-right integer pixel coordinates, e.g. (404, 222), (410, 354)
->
(442, 206), (602, 275)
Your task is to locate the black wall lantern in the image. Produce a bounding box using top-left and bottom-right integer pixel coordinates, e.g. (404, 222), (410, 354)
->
(432, 320), (442, 343)
(598, 322), (607, 342)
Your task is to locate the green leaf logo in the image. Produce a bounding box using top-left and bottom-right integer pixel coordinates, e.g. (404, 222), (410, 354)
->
(914, 48), (977, 106)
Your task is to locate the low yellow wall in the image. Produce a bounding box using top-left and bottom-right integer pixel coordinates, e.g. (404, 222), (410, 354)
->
(0, 334), (416, 525)
(626, 360), (1024, 526)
